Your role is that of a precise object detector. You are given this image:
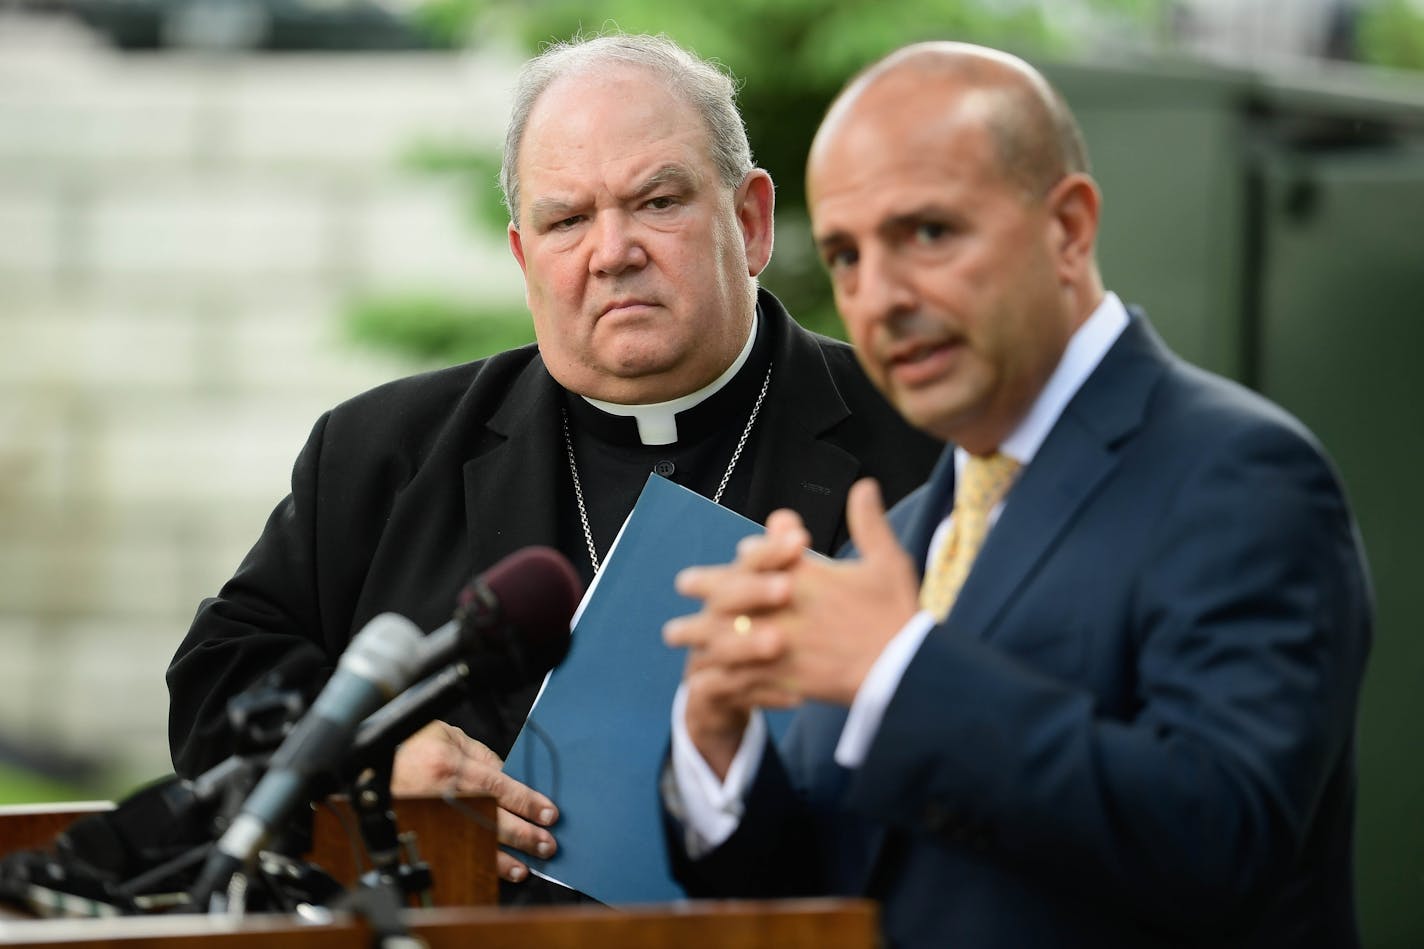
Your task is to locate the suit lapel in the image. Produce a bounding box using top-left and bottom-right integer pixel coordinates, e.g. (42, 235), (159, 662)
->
(461, 355), (566, 573)
(849, 316), (1170, 892)
(946, 316), (1168, 640)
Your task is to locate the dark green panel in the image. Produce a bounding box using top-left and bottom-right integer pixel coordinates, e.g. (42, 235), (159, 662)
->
(1049, 60), (1424, 946)
(1257, 148), (1424, 949)
(1046, 63), (1251, 379)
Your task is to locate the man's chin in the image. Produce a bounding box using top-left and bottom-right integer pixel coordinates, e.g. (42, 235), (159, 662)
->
(586, 358), (690, 404)
(894, 390), (979, 444)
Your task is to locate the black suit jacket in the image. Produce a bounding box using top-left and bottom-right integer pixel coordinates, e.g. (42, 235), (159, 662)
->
(168, 290), (942, 776)
(668, 314), (1372, 948)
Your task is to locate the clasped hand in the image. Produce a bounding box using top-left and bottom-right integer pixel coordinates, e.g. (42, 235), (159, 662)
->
(663, 478), (921, 778)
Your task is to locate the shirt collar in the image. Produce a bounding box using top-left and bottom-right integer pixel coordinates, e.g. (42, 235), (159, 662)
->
(955, 291), (1129, 478)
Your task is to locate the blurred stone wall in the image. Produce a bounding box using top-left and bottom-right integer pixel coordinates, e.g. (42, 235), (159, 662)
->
(0, 18), (526, 792)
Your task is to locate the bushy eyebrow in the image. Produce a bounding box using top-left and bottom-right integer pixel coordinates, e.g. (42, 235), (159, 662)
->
(634, 164), (700, 198)
(527, 196), (580, 226)
(526, 164), (702, 228)
(815, 204), (958, 253)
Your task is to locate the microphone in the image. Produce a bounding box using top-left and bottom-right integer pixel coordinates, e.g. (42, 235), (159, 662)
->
(353, 546), (582, 773)
(190, 546), (582, 908)
(190, 613), (426, 906)
(410, 545), (581, 685)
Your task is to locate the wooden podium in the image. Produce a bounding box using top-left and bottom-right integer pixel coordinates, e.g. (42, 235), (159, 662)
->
(0, 799), (879, 948)
(0, 793), (499, 908)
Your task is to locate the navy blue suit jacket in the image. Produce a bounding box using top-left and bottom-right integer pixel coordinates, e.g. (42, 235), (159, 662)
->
(668, 314), (1372, 948)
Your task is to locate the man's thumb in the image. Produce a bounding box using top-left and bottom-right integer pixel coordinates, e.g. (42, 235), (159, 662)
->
(846, 478), (900, 562)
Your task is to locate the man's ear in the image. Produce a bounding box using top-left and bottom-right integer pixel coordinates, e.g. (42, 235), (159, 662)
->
(1046, 172), (1100, 284)
(508, 221), (528, 275)
(735, 169), (776, 277)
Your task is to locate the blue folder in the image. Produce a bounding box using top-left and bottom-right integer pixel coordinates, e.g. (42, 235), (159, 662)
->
(503, 474), (779, 904)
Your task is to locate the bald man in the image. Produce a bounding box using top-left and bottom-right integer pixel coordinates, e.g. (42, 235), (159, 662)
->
(661, 42), (1371, 948)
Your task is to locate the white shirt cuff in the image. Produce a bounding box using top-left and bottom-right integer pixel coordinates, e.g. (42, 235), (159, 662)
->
(834, 610), (936, 768)
(667, 682), (767, 854)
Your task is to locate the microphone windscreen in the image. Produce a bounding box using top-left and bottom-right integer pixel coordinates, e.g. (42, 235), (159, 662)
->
(464, 546), (581, 676)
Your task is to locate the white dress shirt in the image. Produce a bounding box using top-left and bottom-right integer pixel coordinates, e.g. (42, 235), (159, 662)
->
(669, 293), (1130, 852)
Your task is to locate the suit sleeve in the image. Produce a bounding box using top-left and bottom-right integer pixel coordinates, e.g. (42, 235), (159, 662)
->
(165, 413), (335, 777)
(664, 737), (826, 899)
(846, 420), (1371, 927)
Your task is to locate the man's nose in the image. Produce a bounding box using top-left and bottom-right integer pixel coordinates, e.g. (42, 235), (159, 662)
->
(854, 248), (917, 324)
(588, 212), (648, 275)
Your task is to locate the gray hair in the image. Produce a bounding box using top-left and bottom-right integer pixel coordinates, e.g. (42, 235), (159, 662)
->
(500, 32), (754, 225)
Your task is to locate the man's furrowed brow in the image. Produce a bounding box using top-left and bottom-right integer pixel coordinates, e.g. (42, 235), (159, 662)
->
(634, 164), (701, 197)
(528, 197), (580, 224)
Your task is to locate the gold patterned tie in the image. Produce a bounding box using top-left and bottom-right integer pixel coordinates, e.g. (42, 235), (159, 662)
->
(919, 451), (1021, 622)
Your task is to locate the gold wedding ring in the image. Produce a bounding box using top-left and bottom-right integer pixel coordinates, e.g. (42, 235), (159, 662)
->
(732, 614), (753, 637)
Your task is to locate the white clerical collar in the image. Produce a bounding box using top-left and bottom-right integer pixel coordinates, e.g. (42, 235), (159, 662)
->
(581, 310), (759, 446)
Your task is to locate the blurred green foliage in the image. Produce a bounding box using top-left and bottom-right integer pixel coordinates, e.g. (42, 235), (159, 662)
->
(0, 766), (91, 807)
(1358, 0), (1424, 71)
(346, 140), (532, 364)
(348, 294), (533, 365)
(400, 137), (510, 234)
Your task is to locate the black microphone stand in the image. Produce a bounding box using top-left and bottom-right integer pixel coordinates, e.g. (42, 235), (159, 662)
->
(325, 752), (434, 949)
(351, 758), (431, 903)
(199, 665), (483, 944)
(320, 661), (485, 946)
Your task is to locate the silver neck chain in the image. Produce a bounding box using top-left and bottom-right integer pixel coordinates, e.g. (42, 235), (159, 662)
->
(561, 365), (773, 574)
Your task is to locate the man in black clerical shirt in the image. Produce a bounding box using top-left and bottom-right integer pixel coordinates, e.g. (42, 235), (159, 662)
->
(165, 32), (941, 902)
